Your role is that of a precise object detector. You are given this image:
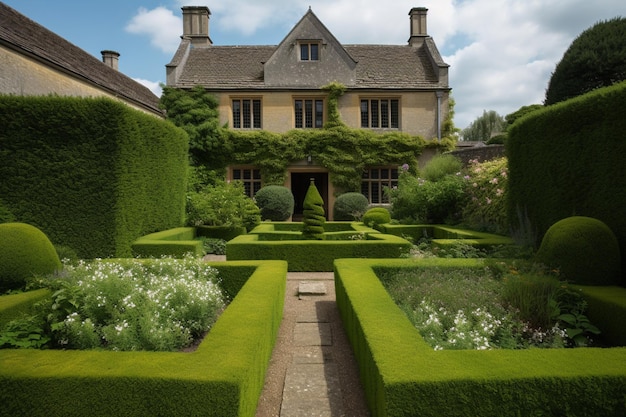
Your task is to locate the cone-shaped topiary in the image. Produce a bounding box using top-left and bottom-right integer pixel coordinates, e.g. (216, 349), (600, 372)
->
(0, 222), (62, 291)
(301, 180), (325, 240)
(536, 216), (621, 286)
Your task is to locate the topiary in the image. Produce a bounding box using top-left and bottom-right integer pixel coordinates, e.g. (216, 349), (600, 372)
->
(362, 207), (391, 228)
(333, 192), (369, 221)
(536, 216), (621, 286)
(301, 180), (325, 240)
(254, 185), (295, 221)
(0, 222), (62, 292)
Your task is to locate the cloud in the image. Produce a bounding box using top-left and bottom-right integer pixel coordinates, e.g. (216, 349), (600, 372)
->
(125, 7), (181, 54)
(134, 78), (163, 97)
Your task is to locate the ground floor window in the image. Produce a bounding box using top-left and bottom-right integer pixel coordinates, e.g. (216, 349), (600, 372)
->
(231, 167), (261, 197)
(232, 98), (261, 129)
(294, 99), (324, 128)
(361, 166), (399, 204)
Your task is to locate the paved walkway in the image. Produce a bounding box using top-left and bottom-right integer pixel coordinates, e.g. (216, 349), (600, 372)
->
(254, 272), (371, 417)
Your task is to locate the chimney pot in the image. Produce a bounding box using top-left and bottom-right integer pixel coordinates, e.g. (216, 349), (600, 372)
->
(182, 6), (212, 46)
(101, 50), (120, 71)
(408, 7), (428, 46)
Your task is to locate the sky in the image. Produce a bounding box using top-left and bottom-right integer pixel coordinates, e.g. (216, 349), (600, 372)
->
(3, 0), (625, 130)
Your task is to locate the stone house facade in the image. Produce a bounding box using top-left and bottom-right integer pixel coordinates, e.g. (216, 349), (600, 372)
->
(0, 3), (162, 117)
(166, 6), (451, 218)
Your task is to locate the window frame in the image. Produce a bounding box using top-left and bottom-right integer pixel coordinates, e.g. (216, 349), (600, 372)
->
(231, 98), (262, 129)
(231, 166), (262, 198)
(299, 41), (321, 61)
(294, 97), (324, 129)
(361, 166), (399, 204)
(360, 98), (400, 129)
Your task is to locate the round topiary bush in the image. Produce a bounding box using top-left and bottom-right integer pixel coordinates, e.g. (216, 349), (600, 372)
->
(333, 192), (369, 221)
(536, 216), (621, 285)
(362, 207), (391, 228)
(254, 185), (295, 221)
(0, 222), (62, 291)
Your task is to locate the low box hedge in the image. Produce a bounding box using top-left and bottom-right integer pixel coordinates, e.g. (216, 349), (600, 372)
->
(334, 258), (626, 417)
(0, 289), (50, 327)
(228, 223), (410, 271)
(0, 260), (287, 417)
(131, 227), (203, 258)
(378, 224), (513, 248)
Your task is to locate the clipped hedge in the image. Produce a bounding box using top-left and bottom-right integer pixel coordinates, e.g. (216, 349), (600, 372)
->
(0, 289), (50, 328)
(378, 224), (513, 249)
(0, 260), (287, 417)
(227, 223), (410, 271)
(131, 227), (203, 258)
(507, 81), (626, 281)
(335, 258), (626, 417)
(0, 95), (189, 258)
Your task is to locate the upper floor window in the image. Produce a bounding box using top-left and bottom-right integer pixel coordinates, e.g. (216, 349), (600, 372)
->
(232, 98), (261, 129)
(294, 99), (324, 128)
(300, 42), (320, 61)
(360, 99), (399, 129)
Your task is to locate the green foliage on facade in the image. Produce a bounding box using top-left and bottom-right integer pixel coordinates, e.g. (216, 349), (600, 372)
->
(545, 17), (626, 105)
(507, 81), (626, 280)
(301, 180), (326, 240)
(0, 95), (189, 258)
(321, 81), (347, 128)
(0, 223), (61, 292)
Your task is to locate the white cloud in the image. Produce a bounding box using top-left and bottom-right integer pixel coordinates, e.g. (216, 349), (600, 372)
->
(134, 78), (163, 97)
(136, 0), (625, 129)
(125, 7), (181, 54)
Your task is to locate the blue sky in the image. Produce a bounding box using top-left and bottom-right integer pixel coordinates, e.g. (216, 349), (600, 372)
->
(3, 0), (625, 129)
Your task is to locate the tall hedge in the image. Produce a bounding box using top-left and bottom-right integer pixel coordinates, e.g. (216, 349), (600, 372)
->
(0, 96), (189, 258)
(506, 81), (626, 280)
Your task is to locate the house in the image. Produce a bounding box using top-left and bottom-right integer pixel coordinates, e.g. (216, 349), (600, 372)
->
(166, 6), (451, 218)
(0, 2), (162, 117)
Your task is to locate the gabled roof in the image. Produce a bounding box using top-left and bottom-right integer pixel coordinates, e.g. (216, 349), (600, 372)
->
(0, 3), (162, 115)
(167, 7), (449, 91)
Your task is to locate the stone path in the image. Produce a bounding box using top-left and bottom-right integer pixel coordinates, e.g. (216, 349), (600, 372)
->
(254, 272), (371, 417)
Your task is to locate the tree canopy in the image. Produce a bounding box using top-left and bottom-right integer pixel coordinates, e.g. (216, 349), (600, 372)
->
(461, 110), (505, 142)
(544, 17), (626, 105)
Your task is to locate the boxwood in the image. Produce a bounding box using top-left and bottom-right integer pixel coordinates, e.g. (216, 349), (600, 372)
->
(0, 260), (286, 417)
(334, 258), (626, 417)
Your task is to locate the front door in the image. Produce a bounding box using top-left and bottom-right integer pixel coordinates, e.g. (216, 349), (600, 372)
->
(291, 172), (328, 221)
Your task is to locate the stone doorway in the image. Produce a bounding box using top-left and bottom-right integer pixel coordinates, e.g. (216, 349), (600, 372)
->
(291, 172), (328, 221)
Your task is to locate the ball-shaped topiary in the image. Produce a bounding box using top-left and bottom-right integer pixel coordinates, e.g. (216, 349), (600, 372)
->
(301, 180), (325, 240)
(362, 207), (391, 228)
(0, 222), (62, 291)
(536, 216), (621, 285)
(254, 185), (295, 221)
(333, 192), (369, 221)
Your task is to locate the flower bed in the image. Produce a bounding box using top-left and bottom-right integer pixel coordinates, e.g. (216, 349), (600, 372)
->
(0, 260), (286, 417)
(335, 258), (626, 416)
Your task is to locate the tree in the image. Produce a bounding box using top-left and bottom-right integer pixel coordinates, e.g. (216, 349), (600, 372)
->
(160, 85), (226, 167)
(461, 110), (505, 142)
(545, 17), (626, 105)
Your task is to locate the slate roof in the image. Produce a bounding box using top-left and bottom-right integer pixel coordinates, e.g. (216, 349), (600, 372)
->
(0, 2), (162, 115)
(171, 42), (447, 90)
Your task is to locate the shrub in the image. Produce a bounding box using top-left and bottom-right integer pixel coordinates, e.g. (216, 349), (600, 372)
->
(333, 192), (369, 221)
(362, 207), (391, 228)
(0, 198), (15, 224)
(254, 185), (294, 221)
(301, 181), (325, 240)
(0, 223), (61, 292)
(536, 216), (621, 285)
(420, 154), (462, 182)
(185, 181), (259, 228)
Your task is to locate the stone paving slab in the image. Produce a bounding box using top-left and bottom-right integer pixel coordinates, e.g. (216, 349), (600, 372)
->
(294, 322), (332, 346)
(299, 281), (327, 296)
(280, 362), (344, 417)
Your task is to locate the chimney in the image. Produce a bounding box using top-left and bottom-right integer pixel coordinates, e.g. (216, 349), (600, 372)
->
(408, 7), (428, 47)
(182, 6), (212, 46)
(101, 50), (120, 70)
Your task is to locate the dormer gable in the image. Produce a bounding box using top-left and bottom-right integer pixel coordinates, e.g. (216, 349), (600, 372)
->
(263, 8), (357, 87)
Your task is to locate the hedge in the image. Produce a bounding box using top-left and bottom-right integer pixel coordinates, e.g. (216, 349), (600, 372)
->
(131, 227), (204, 258)
(227, 223), (411, 271)
(0, 289), (50, 328)
(334, 258), (626, 417)
(377, 224), (514, 249)
(0, 260), (287, 417)
(506, 81), (626, 281)
(0, 95), (189, 258)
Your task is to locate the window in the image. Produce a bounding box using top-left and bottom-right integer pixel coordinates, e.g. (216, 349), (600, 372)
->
(294, 99), (324, 128)
(232, 167), (262, 198)
(300, 42), (319, 61)
(361, 166), (399, 204)
(360, 99), (399, 129)
(232, 99), (261, 129)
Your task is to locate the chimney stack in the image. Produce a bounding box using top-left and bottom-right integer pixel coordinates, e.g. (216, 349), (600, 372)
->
(182, 6), (212, 46)
(101, 50), (120, 71)
(408, 7), (428, 47)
